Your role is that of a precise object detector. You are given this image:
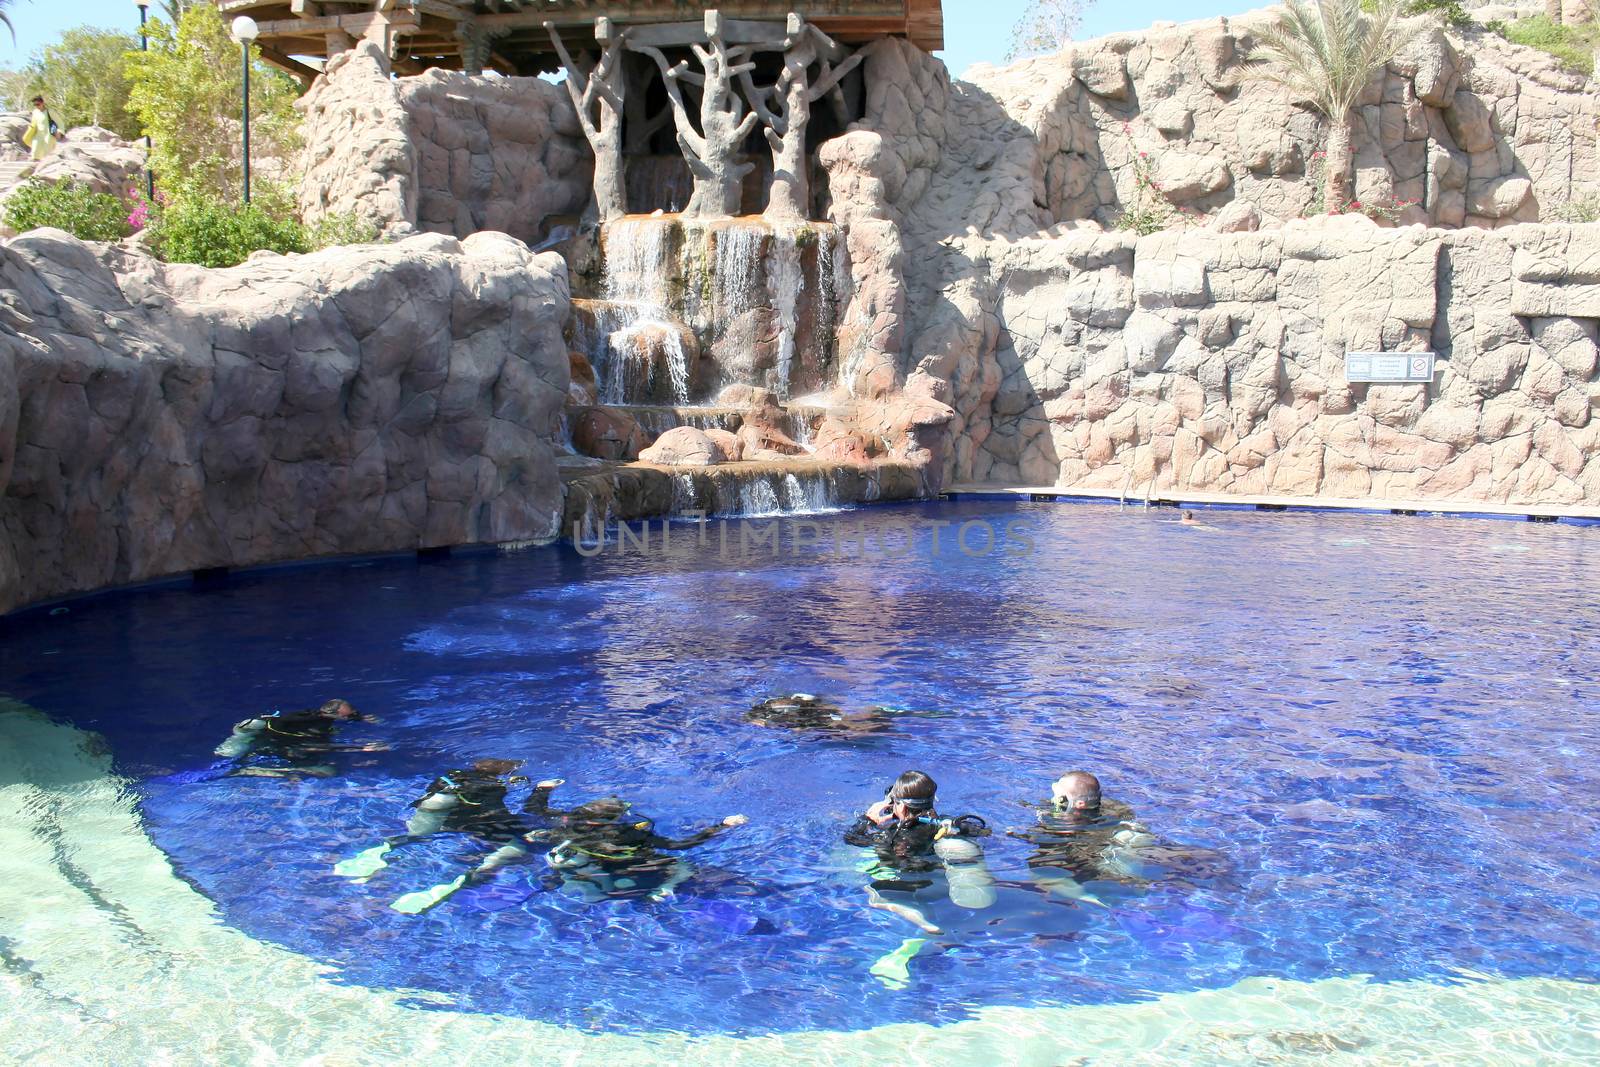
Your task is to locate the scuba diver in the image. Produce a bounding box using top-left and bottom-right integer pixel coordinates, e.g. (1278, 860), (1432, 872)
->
(331, 759), (550, 907)
(844, 770), (995, 988)
(213, 698), (379, 777)
(524, 781), (748, 902)
(746, 694), (897, 736)
(1010, 770), (1233, 904)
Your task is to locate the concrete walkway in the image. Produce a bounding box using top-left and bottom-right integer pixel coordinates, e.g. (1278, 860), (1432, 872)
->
(944, 484), (1600, 523)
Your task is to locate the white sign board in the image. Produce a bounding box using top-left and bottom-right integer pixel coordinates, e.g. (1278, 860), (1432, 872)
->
(1346, 351), (1436, 384)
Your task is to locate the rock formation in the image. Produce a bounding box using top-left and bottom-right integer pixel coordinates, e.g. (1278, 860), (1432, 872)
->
(0, 121), (148, 214)
(296, 43), (591, 246)
(0, 230), (570, 614)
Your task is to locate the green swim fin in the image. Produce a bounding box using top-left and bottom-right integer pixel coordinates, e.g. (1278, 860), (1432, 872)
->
(333, 843), (393, 880)
(869, 937), (927, 990)
(390, 876), (468, 915)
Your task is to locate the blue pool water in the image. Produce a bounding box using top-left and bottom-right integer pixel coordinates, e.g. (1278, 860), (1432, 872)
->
(2, 501), (1598, 1035)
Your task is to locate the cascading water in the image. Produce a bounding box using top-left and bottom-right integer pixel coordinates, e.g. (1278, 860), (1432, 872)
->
(712, 224), (764, 319)
(737, 476), (783, 517)
(766, 226), (804, 401)
(595, 220), (693, 405)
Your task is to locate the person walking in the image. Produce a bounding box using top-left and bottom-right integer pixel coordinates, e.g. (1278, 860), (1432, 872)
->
(22, 95), (61, 161)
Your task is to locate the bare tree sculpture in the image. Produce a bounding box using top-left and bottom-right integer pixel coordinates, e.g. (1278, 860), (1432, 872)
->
(740, 16), (862, 222)
(1007, 0), (1089, 62)
(631, 12), (760, 217)
(549, 18), (628, 224)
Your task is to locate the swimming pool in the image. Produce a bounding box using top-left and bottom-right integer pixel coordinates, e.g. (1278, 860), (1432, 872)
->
(2, 501), (1598, 1061)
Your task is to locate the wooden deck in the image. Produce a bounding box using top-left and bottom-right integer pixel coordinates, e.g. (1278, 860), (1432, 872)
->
(217, 1), (943, 76)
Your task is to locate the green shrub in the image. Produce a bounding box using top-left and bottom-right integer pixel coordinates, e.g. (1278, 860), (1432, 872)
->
(308, 211), (381, 250)
(2, 180), (133, 242)
(1362, 0), (1473, 27)
(150, 195), (309, 267)
(1550, 195), (1600, 224)
(1494, 15), (1598, 76)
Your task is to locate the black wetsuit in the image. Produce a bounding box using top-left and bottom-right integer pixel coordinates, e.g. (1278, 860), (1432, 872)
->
(526, 788), (730, 895)
(221, 708), (357, 772)
(746, 695), (902, 735)
(413, 769), (531, 843)
(1012, 799), (1147, 884)
(845, 812), (946, 893)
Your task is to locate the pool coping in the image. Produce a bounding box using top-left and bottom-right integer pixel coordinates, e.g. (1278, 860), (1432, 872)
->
(941, 484), (1600, 526)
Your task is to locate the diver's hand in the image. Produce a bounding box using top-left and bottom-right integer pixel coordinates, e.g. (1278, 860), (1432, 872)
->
(722, 814), (749, 827)
(535, 778), (565, 790)
(865, 800), (893, 826)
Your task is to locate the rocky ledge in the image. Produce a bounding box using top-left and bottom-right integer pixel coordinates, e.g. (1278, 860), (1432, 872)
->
(0, 230), (570, 614)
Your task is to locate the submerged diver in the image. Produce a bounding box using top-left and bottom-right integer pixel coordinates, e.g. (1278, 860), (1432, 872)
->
(525, 781), (748, 902)
(1010, 770), (1201, 903)
(336, 760), (565, 914)
(214, 699), (377, 777)
(746, 694), (899, 735)
(845, 770), (995, 987)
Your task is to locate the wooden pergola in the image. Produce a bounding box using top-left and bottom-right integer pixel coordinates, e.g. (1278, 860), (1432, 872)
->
(216, 2), (944, 78)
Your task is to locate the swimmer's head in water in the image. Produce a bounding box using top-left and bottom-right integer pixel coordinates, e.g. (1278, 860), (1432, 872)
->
(318, 699), (361, 720)
(1051, 770), (1102, 812)
(472, 758), (523, 777)
(889, 770), (937, 814)
(572, 796), (631, 824)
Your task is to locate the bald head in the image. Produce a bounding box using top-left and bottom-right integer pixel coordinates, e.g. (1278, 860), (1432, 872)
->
(1051, 770), (1102, 812)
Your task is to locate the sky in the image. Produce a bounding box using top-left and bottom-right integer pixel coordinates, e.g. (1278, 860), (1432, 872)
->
(2, 2), (1262, 76)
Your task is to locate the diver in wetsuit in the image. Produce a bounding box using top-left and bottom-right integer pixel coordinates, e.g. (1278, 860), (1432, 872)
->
(845, 770), (996, 988)
(214, 698), (376, 777)
(746, 694), (896, 735)
(335, 759), (562, 914)
(523, 782), (748, 901)
(845, 770), (996, 931)
(1009, 770), (1163, 903)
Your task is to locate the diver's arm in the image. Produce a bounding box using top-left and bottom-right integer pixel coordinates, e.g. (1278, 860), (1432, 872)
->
(650, 814), (748, 851)
(521, 779), (567, 816)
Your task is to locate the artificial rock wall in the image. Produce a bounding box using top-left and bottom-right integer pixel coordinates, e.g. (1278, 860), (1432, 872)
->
(803, 12), (1600, 504)
(962, 12), (1600, 230)
(0, 230), (571, 614)
(297, 43), (591, 247)
(916, 220), (1600, 503)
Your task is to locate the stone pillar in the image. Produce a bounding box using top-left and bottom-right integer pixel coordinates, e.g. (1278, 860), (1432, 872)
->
(326, 29), (355, 56)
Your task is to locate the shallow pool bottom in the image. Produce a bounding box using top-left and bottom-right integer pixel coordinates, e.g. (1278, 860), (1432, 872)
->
(4, 701), (1597, 1065)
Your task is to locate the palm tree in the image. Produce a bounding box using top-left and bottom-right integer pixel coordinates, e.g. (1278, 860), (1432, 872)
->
(1, 1), (14, 44)
(1248, 0), (1419, 210)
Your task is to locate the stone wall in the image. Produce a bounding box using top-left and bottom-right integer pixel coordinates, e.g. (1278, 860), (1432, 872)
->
(297, 43), (591, 247)
(908, 218), (1600, 504)
(0, 230), (571, 615)
(962, 11), (1600, 230)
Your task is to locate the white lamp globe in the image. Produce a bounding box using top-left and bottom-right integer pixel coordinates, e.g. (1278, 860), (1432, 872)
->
(231, 16), (260, 43)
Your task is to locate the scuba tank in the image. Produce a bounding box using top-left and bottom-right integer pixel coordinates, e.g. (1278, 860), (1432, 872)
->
(214, 717), (268, 757)
(920, 813), (996, 909)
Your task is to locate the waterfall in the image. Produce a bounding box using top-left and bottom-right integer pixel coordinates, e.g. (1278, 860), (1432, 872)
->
(671, 472), (701, 514)
(766, 226), (805, 401)
(738, 477), (783, 517)
(712, 224), (765, 320)
(594, 219), (693, 405)
(781, 470), (842, 513)
(602, 219), (674, 308)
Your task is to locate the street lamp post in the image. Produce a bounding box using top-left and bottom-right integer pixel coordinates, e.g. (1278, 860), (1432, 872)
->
(230, 16), (259, 205)
(135, 1), (153, 201)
